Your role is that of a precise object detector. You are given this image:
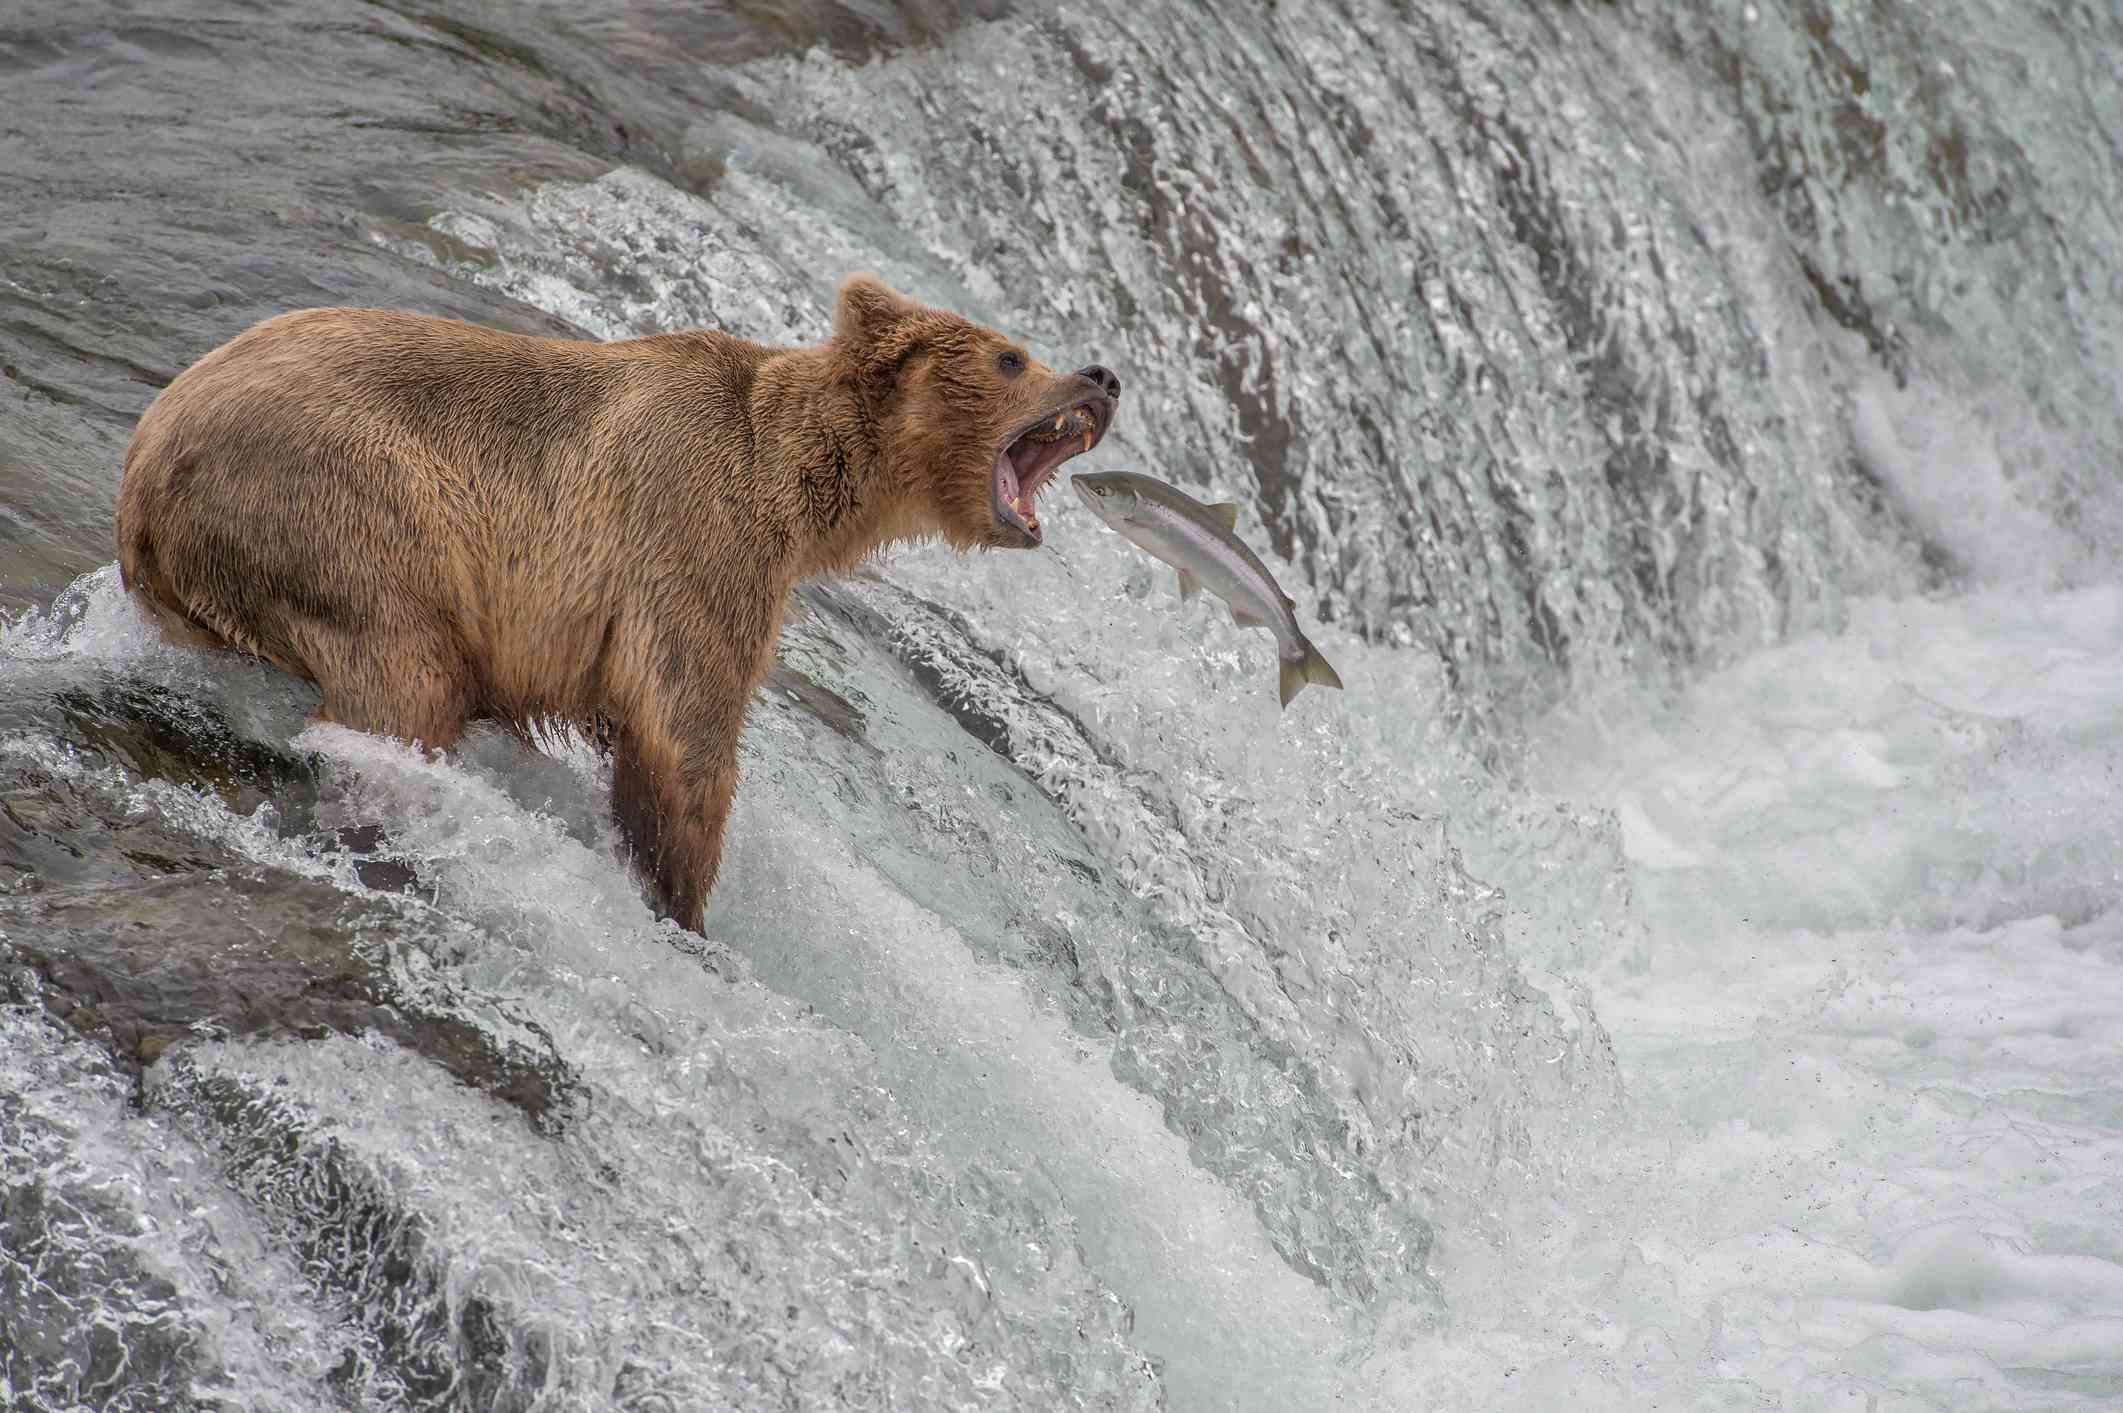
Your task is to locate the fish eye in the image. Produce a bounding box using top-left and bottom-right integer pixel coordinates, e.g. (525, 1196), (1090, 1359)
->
(997, 349), (1026, 377)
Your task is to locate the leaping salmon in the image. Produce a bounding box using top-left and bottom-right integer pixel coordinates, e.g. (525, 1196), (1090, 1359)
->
(1070, 470), (1344, 708)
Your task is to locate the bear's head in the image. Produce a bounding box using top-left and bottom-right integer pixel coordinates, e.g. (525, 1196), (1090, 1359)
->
(832, 274), (1119, 550)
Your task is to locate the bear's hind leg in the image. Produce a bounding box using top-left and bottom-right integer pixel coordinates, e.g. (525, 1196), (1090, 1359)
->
(294, 628), (473, 894)
(306, 628), (477, 756)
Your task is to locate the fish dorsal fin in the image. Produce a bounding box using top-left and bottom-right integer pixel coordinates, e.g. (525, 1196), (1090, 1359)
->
(1176, 568), (1202, 603)
(1205, 501), (1240, 531)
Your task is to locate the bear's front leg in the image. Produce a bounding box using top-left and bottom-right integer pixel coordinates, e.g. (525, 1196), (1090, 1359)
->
(608, 688), (745, 935)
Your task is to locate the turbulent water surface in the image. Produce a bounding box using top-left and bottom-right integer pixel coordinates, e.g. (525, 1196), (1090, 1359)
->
(3, 1), (2121, 1409)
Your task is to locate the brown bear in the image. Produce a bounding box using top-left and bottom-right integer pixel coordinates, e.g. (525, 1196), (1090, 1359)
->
(114, 275), (1119, 931)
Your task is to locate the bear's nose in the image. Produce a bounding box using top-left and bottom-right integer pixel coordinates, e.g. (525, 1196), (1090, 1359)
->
(1076, 364), (1121, 401)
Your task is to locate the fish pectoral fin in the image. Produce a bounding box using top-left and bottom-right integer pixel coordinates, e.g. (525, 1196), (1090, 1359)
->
(1176, 568), (1202, 603)
(1205, 501), (1240, 530)
(1231, 603), (1269, 629)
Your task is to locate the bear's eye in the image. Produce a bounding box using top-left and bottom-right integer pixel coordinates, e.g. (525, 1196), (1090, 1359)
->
(997, 349), (1026, 377)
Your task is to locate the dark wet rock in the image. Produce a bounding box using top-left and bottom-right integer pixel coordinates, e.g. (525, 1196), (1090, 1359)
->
(146, 1057), (555, 1409)
(0, 669), (566, 1126)
(0, 1199), (205, 1411)
(762, 662), (875, 754)
(0, 870), (580, 1133)
(0, 1039), (216, 1413)
(52, 681), (322, 819)
(0, 750), (232, 893)
(0, 682), (314, 892)
(1, 674), (431, 894)
(332, 821), (427, 894)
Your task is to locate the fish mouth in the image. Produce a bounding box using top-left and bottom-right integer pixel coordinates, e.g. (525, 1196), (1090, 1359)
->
(992, 393), (1115, 546)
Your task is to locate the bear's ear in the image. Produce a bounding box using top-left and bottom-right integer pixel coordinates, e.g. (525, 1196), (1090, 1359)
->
(833, 273), (921, 350)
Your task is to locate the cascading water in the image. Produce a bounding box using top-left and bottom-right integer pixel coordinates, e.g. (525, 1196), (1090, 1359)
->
(4, 1), (2120, 1410)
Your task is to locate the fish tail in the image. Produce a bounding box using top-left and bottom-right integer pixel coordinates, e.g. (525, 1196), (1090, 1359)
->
(1278, 637), (1345, 708)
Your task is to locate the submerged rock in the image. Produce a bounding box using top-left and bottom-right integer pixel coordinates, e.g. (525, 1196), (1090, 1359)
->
(0, 686), (580, 1134)
(0, 1014), (229, 1413)
(0, 871), (578, 1134)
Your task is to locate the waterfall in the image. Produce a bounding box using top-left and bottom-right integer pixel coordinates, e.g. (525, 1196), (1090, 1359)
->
(4, 2), (2120, 1409)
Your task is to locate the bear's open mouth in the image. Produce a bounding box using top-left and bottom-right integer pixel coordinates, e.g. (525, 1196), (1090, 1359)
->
(993, 399), (1112, 544)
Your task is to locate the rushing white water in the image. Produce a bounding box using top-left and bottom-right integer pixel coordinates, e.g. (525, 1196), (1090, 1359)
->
(11, 481), (2120, 1411)
(6, 1), (2122, 1409)
(1367, 576), (2123, 1411)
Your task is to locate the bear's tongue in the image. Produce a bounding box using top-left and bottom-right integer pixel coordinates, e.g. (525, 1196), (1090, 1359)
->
(993, 451), (1038, 541)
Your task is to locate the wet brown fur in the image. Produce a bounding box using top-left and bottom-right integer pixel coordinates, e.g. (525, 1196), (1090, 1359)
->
(114, 276), (1112, 932)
